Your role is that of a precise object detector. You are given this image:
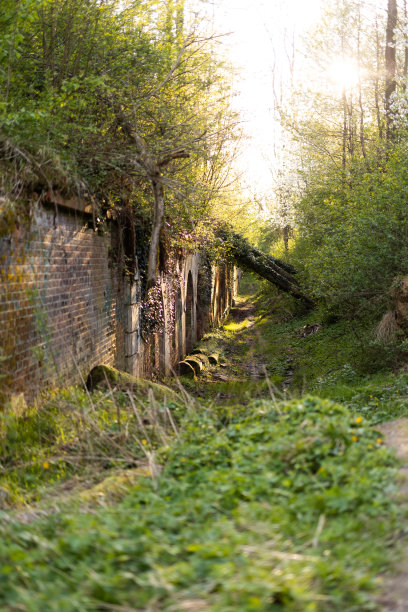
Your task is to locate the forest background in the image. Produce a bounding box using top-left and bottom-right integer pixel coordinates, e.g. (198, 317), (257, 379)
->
(2, 0), (408, 329)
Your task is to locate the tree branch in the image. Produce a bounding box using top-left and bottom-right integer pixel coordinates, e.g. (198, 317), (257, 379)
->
(158, 150), (190, 168)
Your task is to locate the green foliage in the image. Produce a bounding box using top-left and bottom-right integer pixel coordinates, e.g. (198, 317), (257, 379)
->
(319, 371), (408, 425)
(250, 306), (371, 389)
(270, 0), (408, 317)
(0, 0), (239, 238)
(0, 396), (400, 611)
(0, 294), (406, 610)
(289, 145), (408, 314)
(238, 286), (408, 427)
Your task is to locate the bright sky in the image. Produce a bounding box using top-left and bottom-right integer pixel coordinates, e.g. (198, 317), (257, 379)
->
(208, 0), (323, 192)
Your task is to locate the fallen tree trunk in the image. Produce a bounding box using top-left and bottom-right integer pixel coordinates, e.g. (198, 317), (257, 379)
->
(217, 227), (314, 308)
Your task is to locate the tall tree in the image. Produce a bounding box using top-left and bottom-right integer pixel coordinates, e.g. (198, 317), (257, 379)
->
(385, 0), (397, 140)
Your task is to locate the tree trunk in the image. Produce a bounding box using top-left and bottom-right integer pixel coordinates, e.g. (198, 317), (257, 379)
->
(375, 18), (384, 140)
(342, 89), (347, 173)
(347, 93), (354, 159)
(385, 0), (397, 141)
(283, 225), (290, 254)
(112, 104), (188, 291)
(404, 0), (408, 89)
(217, 227), (313, 308)
(357, 7), (366, 158)
(147, 178), (165, 289)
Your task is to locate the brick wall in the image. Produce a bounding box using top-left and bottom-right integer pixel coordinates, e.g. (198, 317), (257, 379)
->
(0, 200), (237, 403)
(0, 202), (125, 400)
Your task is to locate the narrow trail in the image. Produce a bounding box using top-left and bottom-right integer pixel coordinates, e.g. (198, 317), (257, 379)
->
(199, 294), (408, 610)
(207, 294), (293, 389)
(4, 291), (408, 610)
(228, 299), (264, 379)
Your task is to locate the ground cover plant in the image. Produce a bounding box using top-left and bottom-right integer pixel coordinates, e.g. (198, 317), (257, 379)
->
(1, 287), (408, 610)
(243, 279), (408, 426)
(0, 384), (183, 507)
(0, 395), (401, 611)
(4, 0), (408, 608)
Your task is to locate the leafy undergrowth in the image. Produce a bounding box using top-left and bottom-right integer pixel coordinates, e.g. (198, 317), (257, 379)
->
(1, 287), (407, 610)
(317, 372), (408, 425)
(0, 396), (401, 611)
(254, 307), (408, 424)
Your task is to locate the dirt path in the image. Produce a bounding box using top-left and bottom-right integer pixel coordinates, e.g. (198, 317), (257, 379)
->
(226, 299), (268, 380)
(198, 297), (408, 611)
(376, 418), (408, 611)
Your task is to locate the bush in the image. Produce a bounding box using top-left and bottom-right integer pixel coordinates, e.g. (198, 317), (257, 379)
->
(290, 146), (408, 316)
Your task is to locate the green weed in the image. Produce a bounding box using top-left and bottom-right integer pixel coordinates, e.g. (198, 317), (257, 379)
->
(0, 286), (406, 610)
(0, 396), (400, 611)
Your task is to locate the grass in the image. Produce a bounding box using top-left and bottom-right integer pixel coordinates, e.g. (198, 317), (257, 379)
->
(0, 395), (401, 611)
(219, 278), (408, 427)
(0, 384), (183, 507)
(0, 278), (407, 610)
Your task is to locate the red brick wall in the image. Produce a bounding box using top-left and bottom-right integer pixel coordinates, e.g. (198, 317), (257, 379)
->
(0, 203), (125, 400)
(0, 201), (238, 403)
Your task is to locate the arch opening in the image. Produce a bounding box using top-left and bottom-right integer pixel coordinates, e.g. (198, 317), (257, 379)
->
(185, 271), (194, 354)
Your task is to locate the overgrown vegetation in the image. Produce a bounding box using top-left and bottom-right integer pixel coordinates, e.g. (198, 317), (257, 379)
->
(290, 146), (408, 316)
(250, 280), (408, 425)
(0, 382), (183, 506)
(257, 0), (408, 323)
(0, 282), (407, 609)
(4, 0), (408, 609)
(0, 388), (401, 611)
(0, 0), (241, 287)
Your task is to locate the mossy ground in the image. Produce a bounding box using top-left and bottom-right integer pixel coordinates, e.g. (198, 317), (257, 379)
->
(185, 275), (408, 428)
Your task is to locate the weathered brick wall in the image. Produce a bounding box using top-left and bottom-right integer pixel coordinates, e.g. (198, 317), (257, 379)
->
(0, 202), (125, 400)
(0, 200), (237, 403)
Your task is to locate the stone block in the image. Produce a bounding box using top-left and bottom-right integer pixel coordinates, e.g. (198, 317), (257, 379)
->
(125, 283), (139, 306)
(126, 303), (139, 333)
(125, 330), (139, 357)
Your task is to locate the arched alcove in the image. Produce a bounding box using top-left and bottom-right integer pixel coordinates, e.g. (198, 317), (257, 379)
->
(196, 259), (211, 341)
(172, 284), (183, 361)
(185, 271), (194, 354)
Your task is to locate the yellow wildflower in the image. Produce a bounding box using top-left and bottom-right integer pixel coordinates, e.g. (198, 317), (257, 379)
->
(376, 438), (383, 445)
(42, 461), (50, 469)
(141, 439), (148, 446)
(355, 416), (363, 424)
(351, 435), (358, 442)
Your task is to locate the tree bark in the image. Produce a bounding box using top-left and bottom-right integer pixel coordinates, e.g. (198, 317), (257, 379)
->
(342, 89), (347, 173)
(357, 7), (366, 158)
(404, 0), (408, 89)
(147, 178), (165, 289)
(283, 225), (290, 254)
(217, 227), (313, 308)
(113, 105), (189, 290)
(385, 0), (397, 142)
(375, 18), (384, 140)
